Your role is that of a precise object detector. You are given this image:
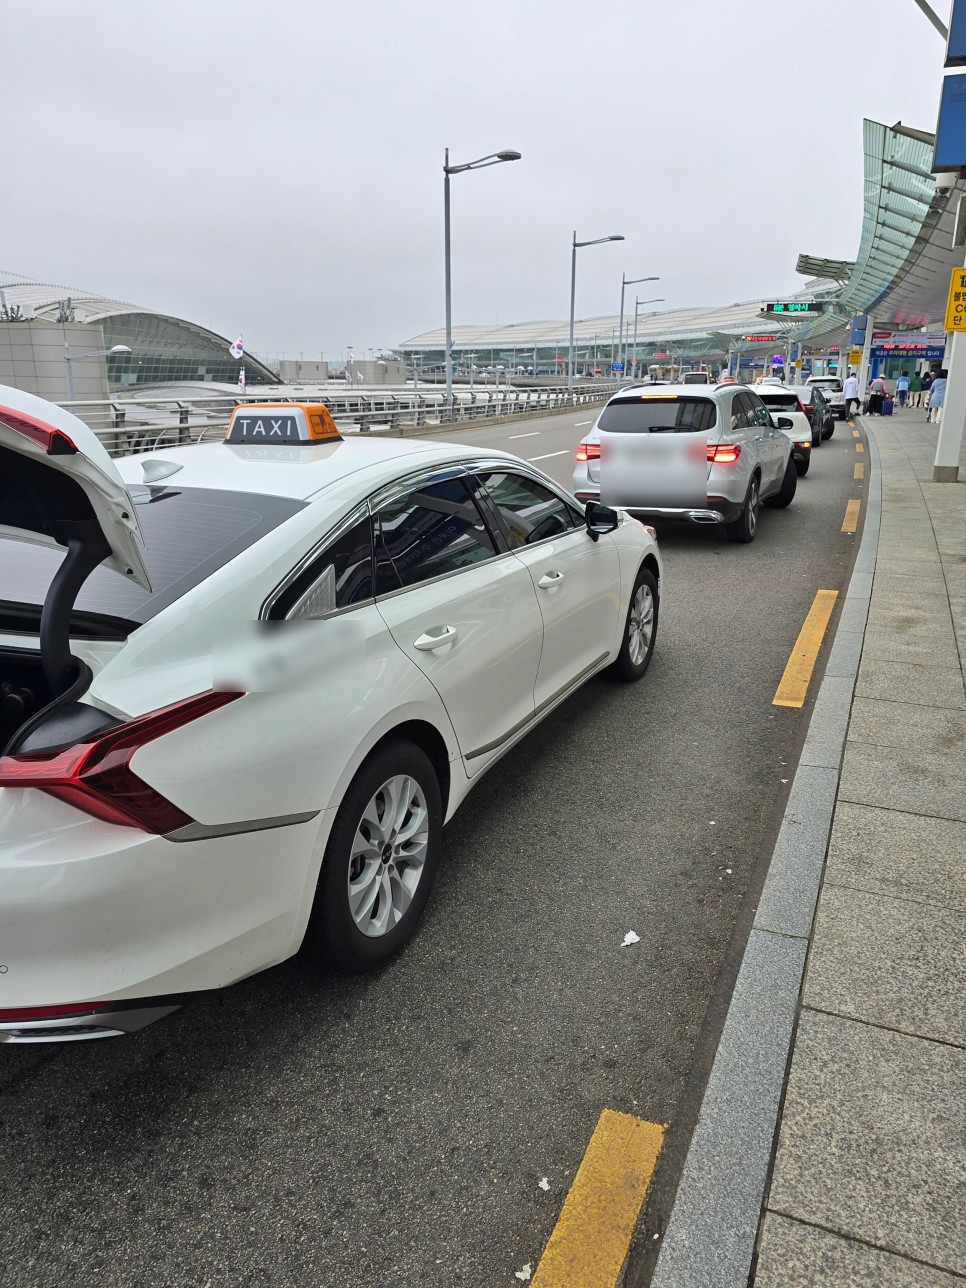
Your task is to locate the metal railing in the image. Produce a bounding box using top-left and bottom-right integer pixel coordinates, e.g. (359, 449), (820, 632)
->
(58, 384), (621, 458)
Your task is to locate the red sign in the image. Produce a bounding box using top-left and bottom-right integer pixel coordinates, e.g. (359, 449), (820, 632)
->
(652, 352), (670, 358)
(743, 334), (778, 342)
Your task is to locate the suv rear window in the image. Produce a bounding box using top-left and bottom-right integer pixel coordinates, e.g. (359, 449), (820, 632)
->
(758, 394), (801, 413)
(0, 486), (304, 635)
(598, 396), (717, 433)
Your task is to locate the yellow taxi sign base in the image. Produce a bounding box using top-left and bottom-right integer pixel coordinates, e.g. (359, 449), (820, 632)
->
(226, 403), (341, 445)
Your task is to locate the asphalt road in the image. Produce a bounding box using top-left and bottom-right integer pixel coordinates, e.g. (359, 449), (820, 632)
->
(0, 404), (864, 1287)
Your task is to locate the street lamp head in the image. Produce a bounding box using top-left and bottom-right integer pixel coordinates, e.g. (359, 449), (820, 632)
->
(608, 235), (625, 242)
(110, 345), (132, 354)
(496, 150), (522, 162)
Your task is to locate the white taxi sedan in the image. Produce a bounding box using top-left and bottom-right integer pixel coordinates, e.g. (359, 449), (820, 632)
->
(0, 389), (661, 1042)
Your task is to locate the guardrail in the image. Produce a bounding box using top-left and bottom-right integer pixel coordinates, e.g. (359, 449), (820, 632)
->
(58, 384), (621, 458)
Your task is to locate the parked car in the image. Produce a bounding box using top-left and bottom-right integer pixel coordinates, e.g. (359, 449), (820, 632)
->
(681, 371), (711, 385)
(0, 387), (662, 1042)
(572, 383), (797, 544)
(750, 387), (815, 475)
(791, 384), (835, 441)
(805, 374), (845, 420)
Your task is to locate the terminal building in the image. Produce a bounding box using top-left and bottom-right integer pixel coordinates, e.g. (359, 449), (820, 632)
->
(399, 120), (966, 385)
(0, 270), (278, 403)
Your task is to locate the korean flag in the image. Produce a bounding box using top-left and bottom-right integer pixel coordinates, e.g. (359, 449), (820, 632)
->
(229, 336), (244, 360)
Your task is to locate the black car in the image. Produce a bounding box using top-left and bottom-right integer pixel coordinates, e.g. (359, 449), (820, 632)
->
(789, 385), (835, 442)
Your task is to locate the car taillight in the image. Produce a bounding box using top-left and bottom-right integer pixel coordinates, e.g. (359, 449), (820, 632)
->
(575, 441), (600, 461)
(707, 443), (741, 464)
(797, 400), (809, 417)
(0, 1002), (116, 1022)
(0, 405), (77, 455)
(795, 441), (811, 450)
(0, 691), (242, 833)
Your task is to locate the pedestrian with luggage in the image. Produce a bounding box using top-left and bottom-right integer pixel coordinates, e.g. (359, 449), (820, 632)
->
(895, 371), (910, 407)
(909, 370), (923, 406)
(868, 373), (887, 415)
(927, 369), (947, 423)
(843, 369), (860, 419)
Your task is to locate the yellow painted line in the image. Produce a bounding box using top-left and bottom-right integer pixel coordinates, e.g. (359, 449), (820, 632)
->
(773, 590), (839, 709)
(855, 441), (864, 453)
(532, 1110), (664, 1288)
(842, 499), (861, 533)
(854, 462), (864, 480)
(852, 428), (860, 437)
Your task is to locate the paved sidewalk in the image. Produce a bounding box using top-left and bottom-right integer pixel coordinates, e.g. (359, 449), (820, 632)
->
(650, 408), (966, 1287)
(754, 410), (966, 1283)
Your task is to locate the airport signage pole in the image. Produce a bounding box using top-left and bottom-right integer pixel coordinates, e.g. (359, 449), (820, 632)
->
(569, 232), (624, 394)
(443, 147), (521, 411)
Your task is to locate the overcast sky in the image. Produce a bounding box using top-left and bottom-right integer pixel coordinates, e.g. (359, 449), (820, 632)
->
(5, 0), (951, 361)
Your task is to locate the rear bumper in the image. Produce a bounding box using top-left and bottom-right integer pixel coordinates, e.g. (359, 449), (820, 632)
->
(0, 1000), (181, 1044)
(573, 491), (741, 525)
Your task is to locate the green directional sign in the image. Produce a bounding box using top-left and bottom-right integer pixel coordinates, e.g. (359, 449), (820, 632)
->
(765, 301), (826, 315)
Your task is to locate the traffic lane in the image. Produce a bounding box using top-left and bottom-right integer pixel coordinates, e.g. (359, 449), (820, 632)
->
(0, 422), (864, 1286)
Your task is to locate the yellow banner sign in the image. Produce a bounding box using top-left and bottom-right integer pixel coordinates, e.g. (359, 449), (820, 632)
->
(944, 266), (966, 330)
(848, 347), (862, 365)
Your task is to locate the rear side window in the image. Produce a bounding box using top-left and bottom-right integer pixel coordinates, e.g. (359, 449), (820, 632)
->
(0, 487), (305, 633)
(374, 477), (501, 592)
(269, 515), (374, 620)
(598, 396), (717, 433)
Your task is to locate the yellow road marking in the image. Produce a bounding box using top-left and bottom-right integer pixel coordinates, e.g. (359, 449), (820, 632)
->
(773, 590), (839, 708)
(842, 499), (861, 533)
(855, 441), (864, 453)
(854, 462), (864, 480)
(852, 429), (860, 438)
(532, 1110), (664, 1288)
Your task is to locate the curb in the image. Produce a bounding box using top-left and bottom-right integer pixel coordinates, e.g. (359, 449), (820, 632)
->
(648, 421), (882, 1288)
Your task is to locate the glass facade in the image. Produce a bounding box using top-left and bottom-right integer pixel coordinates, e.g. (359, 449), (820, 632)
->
(101, 313), (277, 388)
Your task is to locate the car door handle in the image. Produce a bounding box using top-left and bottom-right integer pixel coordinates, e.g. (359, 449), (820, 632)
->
(538, 571), (565, 589)
(413, 626), (459, 651)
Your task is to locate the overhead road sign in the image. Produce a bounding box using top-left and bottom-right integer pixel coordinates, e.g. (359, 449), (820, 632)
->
(935, 74), (966, 172)
(743, 334), (778, 342)
(945, 266), (966, 329)
(946, 0), (966, 66)
(764, 301), (828, 316)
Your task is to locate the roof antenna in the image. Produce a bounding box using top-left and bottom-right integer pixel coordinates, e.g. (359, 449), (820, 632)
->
(141, 459), (183, 483)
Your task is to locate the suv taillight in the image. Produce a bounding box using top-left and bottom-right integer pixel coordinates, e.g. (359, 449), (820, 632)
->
(707, 443), (741, 464)
(0, 691), (242, 833)
(575, 442), (600, 462)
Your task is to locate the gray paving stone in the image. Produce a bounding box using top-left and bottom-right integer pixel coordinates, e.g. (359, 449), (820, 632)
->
(835, 597), (869, 635)
(754, 766), (839, 938)
(824, 628), (864, 680)
(838, 741), (966, 822)
(873, 561), (947, 586)
(860, 626), (960, 669)
(825, 802), (966, 912)
(755, 1212), (962, 1286)
(803, 886), (966, 1045)
(767, 1011), (966, 1274)
(847, 696), (966, 759)
(855, 658), (966, 709)
(651, 930), (808, 1288)
(799, 676), (855, 770)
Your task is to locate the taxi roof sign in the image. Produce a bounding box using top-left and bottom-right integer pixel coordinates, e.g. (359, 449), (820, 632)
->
(226, 403), (341, 445)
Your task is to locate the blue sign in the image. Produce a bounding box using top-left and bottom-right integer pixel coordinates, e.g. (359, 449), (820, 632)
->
(873, 346), (944, 360)
(612, 362), (624, 372)
(947, 0), (966, 66)
(849, 314), (869, 347)
(935, 73), (966, 171)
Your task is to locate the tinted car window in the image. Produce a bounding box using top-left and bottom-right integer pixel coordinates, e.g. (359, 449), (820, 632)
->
(758, 393), (800, 413)
(731, 393), (750, 430)
(0, 487), (304, 634)
(270, 515), (374, 619)
(479, 471), (577, 546)
(598, 395), (716, 433)
(375, 476), (500, 591)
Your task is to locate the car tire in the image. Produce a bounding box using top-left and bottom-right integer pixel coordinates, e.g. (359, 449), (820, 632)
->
(307, 739), (443, 972)
(725, 474), (760, 544)
(608, 566), (659, 681)
(823, 422), (835, 440)
(794, 456), (810, 476)
(811, 424), (822, 448)
(765, 456), (798, 508)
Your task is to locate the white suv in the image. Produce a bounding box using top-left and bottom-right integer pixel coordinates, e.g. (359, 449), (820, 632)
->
(572, 383), (797, 543)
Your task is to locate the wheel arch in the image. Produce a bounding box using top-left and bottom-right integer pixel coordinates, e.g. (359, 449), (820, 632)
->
(367, 719), (452, 818)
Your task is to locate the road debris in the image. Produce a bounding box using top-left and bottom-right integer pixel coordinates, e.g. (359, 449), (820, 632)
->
(538, 1178), (550, 1191)
(515, 1263), (532, 1281)
(621, 931), (641, 947)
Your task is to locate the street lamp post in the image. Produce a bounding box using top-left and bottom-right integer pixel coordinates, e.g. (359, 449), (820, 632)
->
(444, 147), (521, 410)
(63, 343), (131, 402)
(569, 232), (624, 393)
(631, 298), (665, 379)
(618, 273), (659, 374)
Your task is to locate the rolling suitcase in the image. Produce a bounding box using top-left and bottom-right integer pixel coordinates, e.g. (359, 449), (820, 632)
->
(882, 397), (894, 416)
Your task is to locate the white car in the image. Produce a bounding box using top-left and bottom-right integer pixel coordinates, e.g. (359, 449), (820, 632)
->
(805, 374), (845, 419)
(751, 386), (815, 475)
(571, 383), (797, 543)
(0, 388), (661, 1042)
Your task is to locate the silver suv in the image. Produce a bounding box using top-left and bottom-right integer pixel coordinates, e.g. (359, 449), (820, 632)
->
(572, 383), (796, 543)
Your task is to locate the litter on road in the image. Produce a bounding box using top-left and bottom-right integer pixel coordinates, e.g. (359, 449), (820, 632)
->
(622, 931), (641, 947)
(515, 1263), (532, 1281)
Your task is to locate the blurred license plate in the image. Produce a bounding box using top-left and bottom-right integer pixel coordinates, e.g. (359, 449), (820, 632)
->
(599, 433), (708, 508)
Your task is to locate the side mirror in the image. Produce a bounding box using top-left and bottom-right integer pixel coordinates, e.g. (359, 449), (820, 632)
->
(585, 499), (620, 540)
(775, 416), (794, 430)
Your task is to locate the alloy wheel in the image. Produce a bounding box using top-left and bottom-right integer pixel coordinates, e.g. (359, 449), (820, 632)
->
(348, 775), (429, 937)
(628, 583), (655, 666)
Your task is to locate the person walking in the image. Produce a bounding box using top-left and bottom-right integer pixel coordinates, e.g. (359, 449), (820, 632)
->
(908, 369), (923, 407)
(895, 370), (910, 407)
(843, 369), (860, 419)
(868, 372), (887, 415)
(927, 368), (947, 423)
(921, 370), (933, 411)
